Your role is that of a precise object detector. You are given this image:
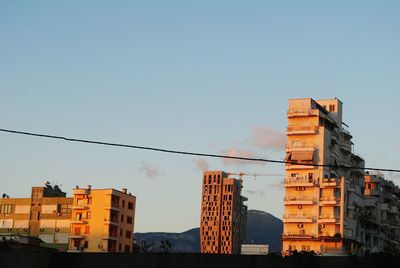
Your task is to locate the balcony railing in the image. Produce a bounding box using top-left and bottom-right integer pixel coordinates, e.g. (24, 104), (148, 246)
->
(284, 196), (316, 202)
(319, 215), (339, 223)
(284, 196), (316, 205)
(286, 142), (315, 151)
(287, 125), (319, 134)
(282, 232), (316, 238)
(287, 108), (318, 117)
(283, 214), (316, 221)
(321, 178), (341, 187)
(339, 142), (352, 153)
(285, 177), (319, 187)
(320, 196), (341, 202)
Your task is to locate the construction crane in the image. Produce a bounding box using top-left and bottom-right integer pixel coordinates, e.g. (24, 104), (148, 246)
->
(227, 172), (284, 182)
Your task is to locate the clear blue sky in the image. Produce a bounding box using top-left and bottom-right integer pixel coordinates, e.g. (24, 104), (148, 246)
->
(1, 1), (399, 232)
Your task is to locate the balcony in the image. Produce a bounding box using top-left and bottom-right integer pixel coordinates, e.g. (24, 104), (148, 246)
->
(71, 204), (87, 210)
(339, 141), (352, 153)
(102, 233), (118, 241)
(286, 142), (315, 152)
(104, 203), (120, 212)
(320, 196), (341, 205)
(389, 206), (399, 215)
(285, 177), (318, 187)
(283, 214), (315, 223)
(348, 185), (356, 192)
(318, 215), (339, 223)
(381, 204), (389, 211)
(287, 108), (319, 117)
(364, 198), (377, 207)
(104, 218), (119, 226)
(364, 189), (380, 197)
(287, 125), (319, 135)
(70, 218), (87, 224)
(73, 188), (89, 195)
(282, 232), (316, 239)
(321, 178), (341, 188)
(69, 234), (84, 239)
(284, 196), (316, 205)
(389, 221), (399, 229)
(331, 132), (339, 144)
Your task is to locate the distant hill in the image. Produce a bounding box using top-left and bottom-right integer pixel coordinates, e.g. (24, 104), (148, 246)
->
(134, 210), (283, 253)
(243, 210), (283, 252)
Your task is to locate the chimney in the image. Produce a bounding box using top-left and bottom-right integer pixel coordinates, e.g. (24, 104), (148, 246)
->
(122, 188), (127, 194)
(87, 185), (92, 190)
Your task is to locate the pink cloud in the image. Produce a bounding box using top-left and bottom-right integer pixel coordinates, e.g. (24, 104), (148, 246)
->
(220, 148), (265, 166)
(249, 127), (286, 151)
(140, 162), (163, 179)
(193, 158), (209, 172)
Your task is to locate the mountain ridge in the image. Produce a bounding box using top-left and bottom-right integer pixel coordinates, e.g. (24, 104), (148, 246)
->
(134, 209), (283, 253)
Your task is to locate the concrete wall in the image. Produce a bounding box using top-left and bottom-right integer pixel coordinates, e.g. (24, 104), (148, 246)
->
(0, 252), (399, 268)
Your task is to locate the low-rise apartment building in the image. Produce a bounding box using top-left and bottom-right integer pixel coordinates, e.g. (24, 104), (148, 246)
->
(68, 186), (136, 252)
(0, 183), (72, 251)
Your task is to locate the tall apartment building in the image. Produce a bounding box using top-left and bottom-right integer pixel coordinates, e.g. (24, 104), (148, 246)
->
(200, 171), (247, 254)
(68, 186), (136, 252)
(364, 172), (400, 254)
(0, 183), (73, 251)
(282, 98), (366, 255)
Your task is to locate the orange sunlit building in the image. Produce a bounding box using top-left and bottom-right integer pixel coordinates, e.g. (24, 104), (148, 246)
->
(283, 98), (366, 255)
(200, 171), (247, 254)
(68, 186), (136, 252)
(0, 183), (72, 251)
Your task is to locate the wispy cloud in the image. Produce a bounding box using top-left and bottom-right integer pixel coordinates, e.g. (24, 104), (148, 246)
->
(193, 158), (209, 172)
(267, 180), (284, 191)
(140, 162), (163, 179)
(249, 127), (286, 151)
(246, 189), (265, 197)
(220, 148), (264, 166)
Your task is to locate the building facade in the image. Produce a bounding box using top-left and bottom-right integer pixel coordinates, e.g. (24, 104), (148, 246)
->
(200, 171), (247, 254)
(282, 98), (366, 255)
(0, 183), (72, 251)
(363, 172), (400, 254)
(68, 186), (136, 253)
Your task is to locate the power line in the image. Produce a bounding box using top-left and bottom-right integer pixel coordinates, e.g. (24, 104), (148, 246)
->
(0, 128), (399, 173)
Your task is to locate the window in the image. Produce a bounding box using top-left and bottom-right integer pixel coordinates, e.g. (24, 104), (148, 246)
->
(86, 211), (91, 219)
(121, 214), (124, 222)
(122, 200), (125, 208)
(128, 202), (134, 210)
(120, 229), (122, 236)
(125, 230), (131, 238)
(60, 204), (71, 215)
(329, 105), (335, 112)
(0, 204), (13, 214)
(84, 241), (89, 248)
(119, 244), (122, 251)
(124, 245), (130, 252)
(127, 216), (133, 224)
(85, 226), (90, 234)
(74, 227), (81, 235)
